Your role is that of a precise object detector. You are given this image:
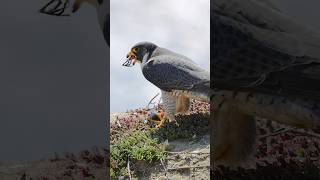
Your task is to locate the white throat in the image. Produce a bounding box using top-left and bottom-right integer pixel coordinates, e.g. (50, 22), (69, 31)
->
(140, 52), (150, 68)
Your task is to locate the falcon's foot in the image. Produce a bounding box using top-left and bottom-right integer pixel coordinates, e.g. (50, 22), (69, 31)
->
(146, 111), (180, 128)
(147, 111), (165, 128)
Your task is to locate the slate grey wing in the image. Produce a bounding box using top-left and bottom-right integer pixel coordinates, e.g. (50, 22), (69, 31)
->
(142, 55), (210, 96)
(212, 0), (320, 100)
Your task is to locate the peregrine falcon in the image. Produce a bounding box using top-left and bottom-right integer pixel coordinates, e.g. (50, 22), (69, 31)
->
(212, 0), (320, 166)
(123, 42), (210, 127)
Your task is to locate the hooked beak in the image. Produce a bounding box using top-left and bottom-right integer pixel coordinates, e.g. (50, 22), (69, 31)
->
(122, 51), (138, 67)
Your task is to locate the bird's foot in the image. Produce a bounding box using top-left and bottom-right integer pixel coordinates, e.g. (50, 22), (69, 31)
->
(147, 111), (180, 128)
(147, 111), (165, 128)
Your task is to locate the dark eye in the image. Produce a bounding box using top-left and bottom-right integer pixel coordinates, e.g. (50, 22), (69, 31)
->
(132, 47), (139, 52)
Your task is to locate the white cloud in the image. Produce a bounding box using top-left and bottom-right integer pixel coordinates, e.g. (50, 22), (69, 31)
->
(110, 0), (210, 112)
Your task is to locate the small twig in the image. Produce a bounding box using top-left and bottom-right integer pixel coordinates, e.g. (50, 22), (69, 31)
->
(274, 127), (286, 133)
(259, 127), (320, 140)
(259, 128), (293, 139)
(127, 157), (132, 180)
(146, 93), (160, 110)
(165, 151), (210, 155)
(293, 129), (320, 139)
(167, 165), (210, 171)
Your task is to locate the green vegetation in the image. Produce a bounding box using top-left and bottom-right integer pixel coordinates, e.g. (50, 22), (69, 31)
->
(110, 101), (210, 179)
(110, 130), (166, 179)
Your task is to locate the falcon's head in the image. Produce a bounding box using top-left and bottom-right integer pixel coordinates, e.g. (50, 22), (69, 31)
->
(123, 42), (158, 67)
